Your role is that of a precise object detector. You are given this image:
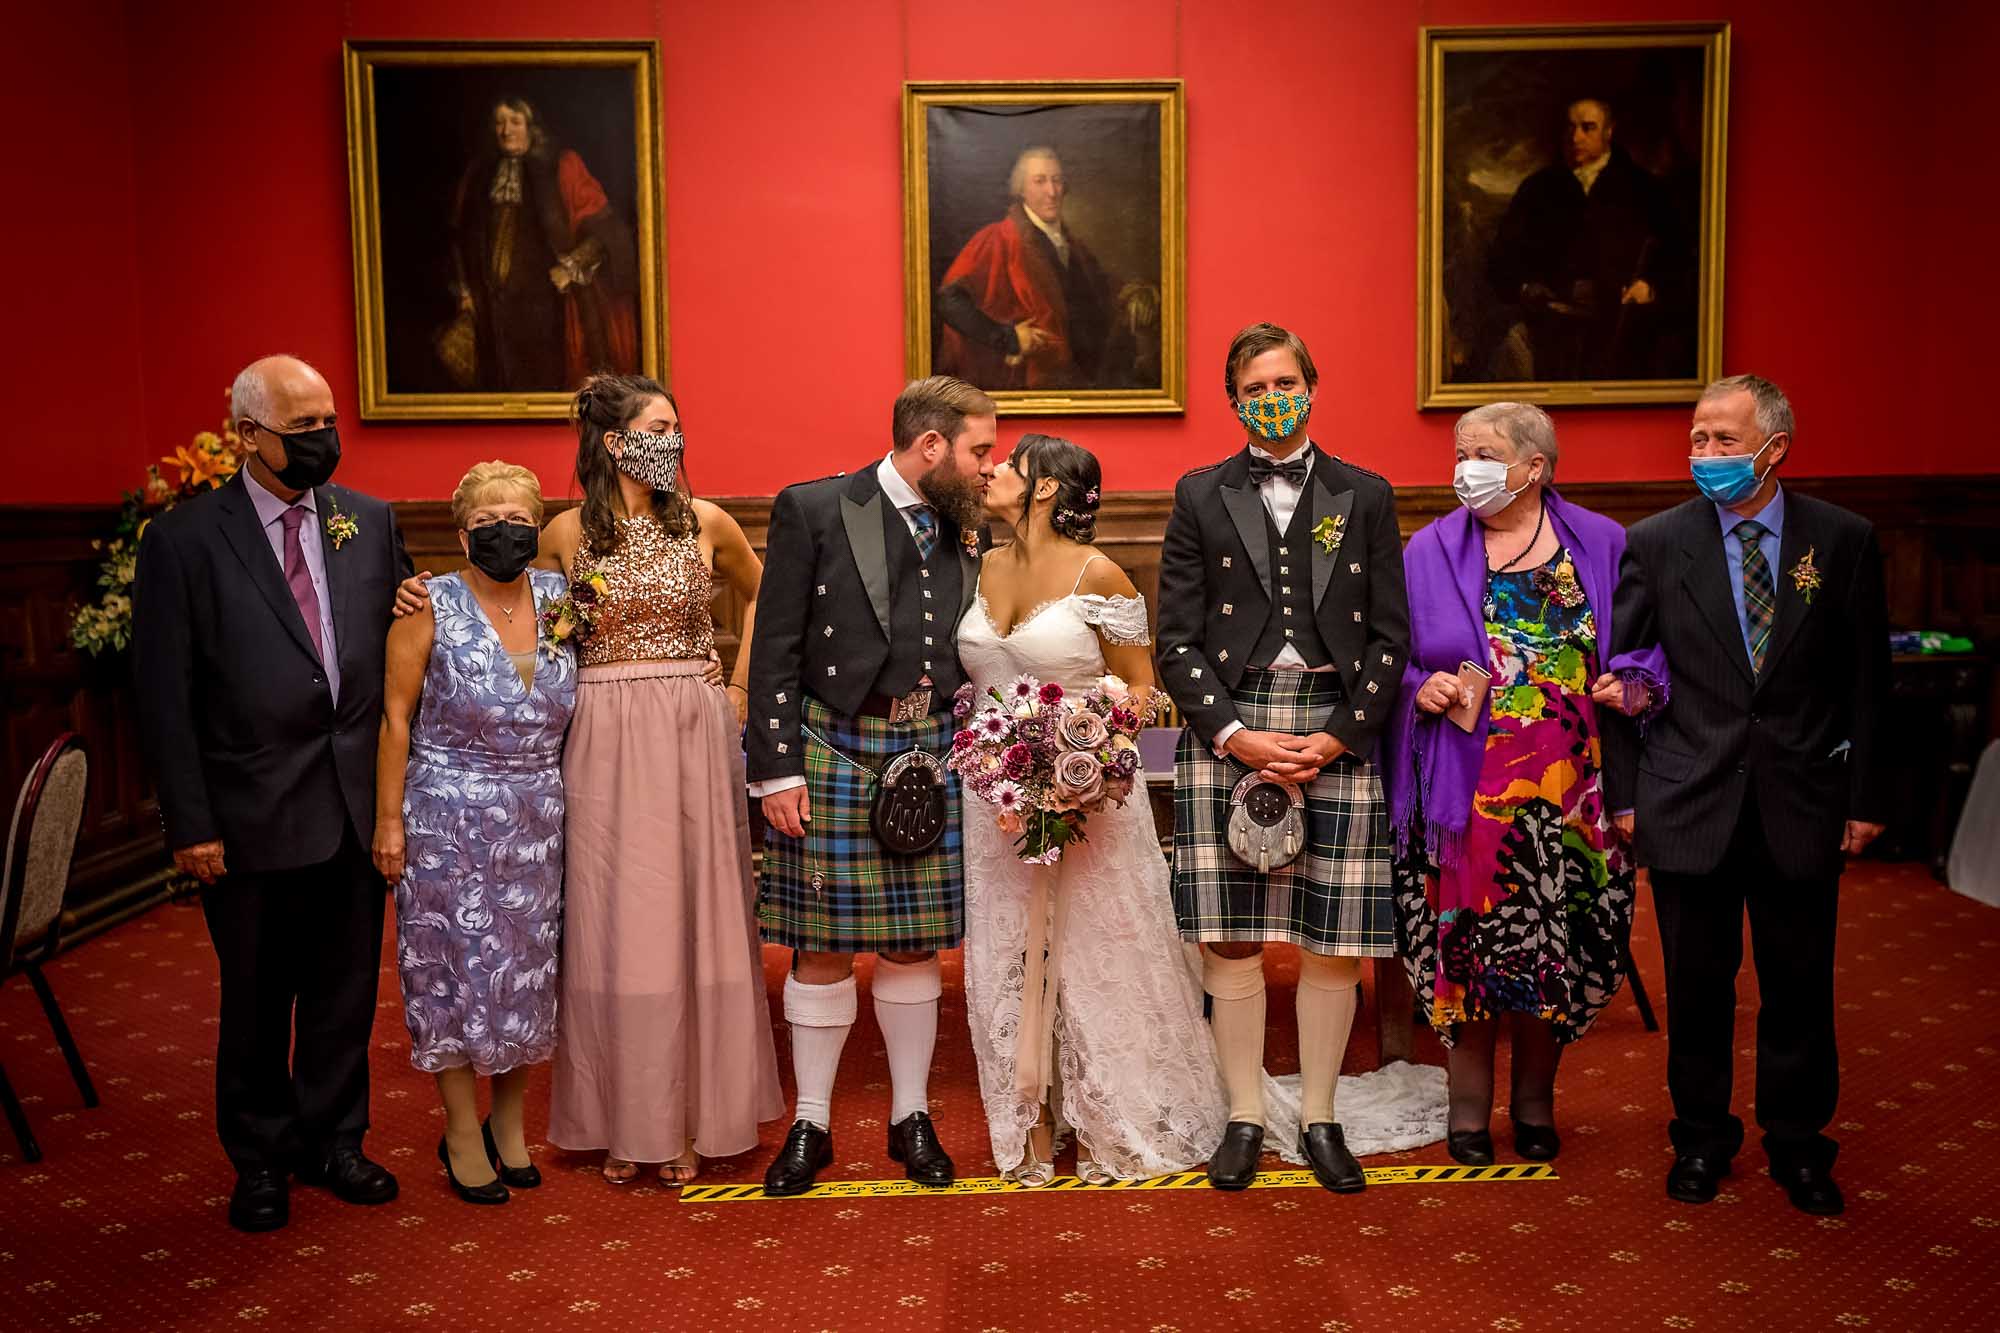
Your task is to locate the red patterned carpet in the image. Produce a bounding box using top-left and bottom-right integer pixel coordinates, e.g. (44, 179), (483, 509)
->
(3, 861), (1997, 1332)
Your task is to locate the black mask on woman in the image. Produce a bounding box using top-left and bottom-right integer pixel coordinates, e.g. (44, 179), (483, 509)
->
(256, 422), (342, 491)
(464, 521), (539, 583)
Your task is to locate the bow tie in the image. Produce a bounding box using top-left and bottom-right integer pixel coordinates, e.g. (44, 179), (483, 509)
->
(1247, 452), (1311, 487)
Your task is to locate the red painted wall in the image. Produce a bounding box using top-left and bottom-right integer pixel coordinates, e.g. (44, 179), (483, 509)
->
(3, 0), (1985, 506)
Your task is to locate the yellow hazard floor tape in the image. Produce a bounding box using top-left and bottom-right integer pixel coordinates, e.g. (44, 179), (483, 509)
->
(681, 1163), (1556, 1203)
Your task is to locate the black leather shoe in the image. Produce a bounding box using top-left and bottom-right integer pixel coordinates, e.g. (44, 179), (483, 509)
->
(296, 1146), (399, 1205)
(1447, 1129), (1495, 1166)
(482, 1120), (542, 1189)
(1301, 1123), (1367, 1193)
(1513, 1123), (1561, 1162)
(1771, 1163), (1845, 1216)
(438, 1137), (508, 1205)
(1207, 1120), (1264, 1190)
(228, 1168), (289, 1233)
(887, 1112), (955, 1187)
(1666, 1154), (1731, 1204)
(764, 1120), (833, 1196)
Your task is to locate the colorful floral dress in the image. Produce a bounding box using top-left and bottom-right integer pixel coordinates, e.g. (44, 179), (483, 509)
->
(1396, 548), (1633, 1045)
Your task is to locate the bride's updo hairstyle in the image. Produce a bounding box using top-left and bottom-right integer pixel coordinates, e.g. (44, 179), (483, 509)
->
(1013, 433), (1102, 545)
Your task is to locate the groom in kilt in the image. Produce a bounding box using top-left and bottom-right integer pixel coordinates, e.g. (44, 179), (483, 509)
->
(746, 376), (997, 1195)
(1158, 323), (1411, 1192)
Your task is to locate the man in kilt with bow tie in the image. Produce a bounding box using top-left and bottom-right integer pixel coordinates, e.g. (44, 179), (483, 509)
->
(1157, 323), (1411, 1192)
(746, 376), (997, 1196)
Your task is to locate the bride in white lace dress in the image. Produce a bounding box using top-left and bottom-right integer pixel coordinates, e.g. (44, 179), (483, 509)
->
(956, 435), (1230, 1183)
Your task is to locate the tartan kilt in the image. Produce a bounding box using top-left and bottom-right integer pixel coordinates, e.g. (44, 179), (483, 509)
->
(758, 695), (964, 953)
(1171, 668), (1394, 956)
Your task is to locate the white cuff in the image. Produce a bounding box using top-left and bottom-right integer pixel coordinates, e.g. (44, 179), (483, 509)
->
(748, 775), (807, 799)
(1211, 721), (1243, 757)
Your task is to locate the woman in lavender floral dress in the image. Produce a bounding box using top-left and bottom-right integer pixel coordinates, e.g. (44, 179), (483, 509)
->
(375, 462), (577, 1204)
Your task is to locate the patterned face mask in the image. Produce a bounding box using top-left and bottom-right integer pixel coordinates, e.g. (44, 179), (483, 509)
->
(1236, 390), (1311, 444)
(613, 429), (685, 493)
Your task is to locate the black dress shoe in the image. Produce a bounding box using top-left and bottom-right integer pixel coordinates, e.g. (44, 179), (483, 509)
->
(1666, 1154), (1732, 1204)
(438, 1137), (508, 1205)
(1770, 1163), (1845, 1216)
(482, 1120), (542, 1189)
(764, 1120), (833, 1196)
(1447, 1129), (1495, 1166)
(228, 1168), (289, 1233)
(296, 1146), (399, 1205)
(887, 1112), (955, 1187)
(1513, 1123), (1561, 1162)
(1301, 1123), (1367, 1193)
(1207, 1120), (1264, 1190)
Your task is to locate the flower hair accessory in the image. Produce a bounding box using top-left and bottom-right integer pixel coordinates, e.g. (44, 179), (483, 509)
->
(1083, 487), (1100, 506)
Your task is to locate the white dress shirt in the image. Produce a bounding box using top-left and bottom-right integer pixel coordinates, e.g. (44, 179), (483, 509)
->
(1021, 206), (1070, 267)
(1573, 151), (1611, 194)
(243, 467), (339, 703)
(748, 455), (936, 799)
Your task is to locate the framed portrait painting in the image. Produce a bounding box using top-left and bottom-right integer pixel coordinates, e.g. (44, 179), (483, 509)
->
(343, 41), (668, 421)
(1418, 23), (1729, 408)
(903, 80), (1186, 416)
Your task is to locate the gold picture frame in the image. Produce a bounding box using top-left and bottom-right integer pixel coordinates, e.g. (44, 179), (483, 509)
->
(343, 40), (668, 421)
(903, 80), (1186, 416)
(1418, 22), (1729, 408)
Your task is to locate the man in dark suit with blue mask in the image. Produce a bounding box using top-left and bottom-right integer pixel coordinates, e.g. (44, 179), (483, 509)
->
(1613, 374), (1890, 1216)
(135, 355), (412, 1231)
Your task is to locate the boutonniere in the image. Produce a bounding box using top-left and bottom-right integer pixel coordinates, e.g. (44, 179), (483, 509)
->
(323, 496), (358, 550)
(1790, 546), (1822, 605)
(1312, 513), (1345, 554)
(1533, 556), (1587, 609)
(540, 570), (607, 653)
(962, 529), (981, 558)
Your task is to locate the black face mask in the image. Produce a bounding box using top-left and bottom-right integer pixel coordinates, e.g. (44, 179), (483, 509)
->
(464, 521), (539, 583)
(256, 422), (342, 491)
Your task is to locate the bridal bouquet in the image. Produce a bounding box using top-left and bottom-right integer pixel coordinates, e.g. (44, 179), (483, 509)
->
(948, 673), (1153, 865)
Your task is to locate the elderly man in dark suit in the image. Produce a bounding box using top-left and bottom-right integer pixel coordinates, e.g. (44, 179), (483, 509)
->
(1613, 374), (1889, 1216)
(134, 355), (412, 1232)
(1157, 322), (1410, 1193)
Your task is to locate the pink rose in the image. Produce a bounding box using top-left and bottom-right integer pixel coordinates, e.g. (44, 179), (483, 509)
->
(1057, 709), (1109, 751)
(1052, 749), (1105, 809)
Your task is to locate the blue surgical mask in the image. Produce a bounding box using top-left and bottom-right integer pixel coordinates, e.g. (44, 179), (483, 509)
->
(1689, 435), (1778, 505)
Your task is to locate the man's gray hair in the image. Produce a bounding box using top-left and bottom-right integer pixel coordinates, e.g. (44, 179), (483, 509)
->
(1008, 145), (1063, 198)
(230, 356), (317, 426)
(1455, 401), (1558, 481)
(1701, 373), (1795, 441)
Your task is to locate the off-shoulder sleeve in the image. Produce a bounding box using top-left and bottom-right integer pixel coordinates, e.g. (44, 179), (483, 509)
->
(1074, 592), (1152, 645)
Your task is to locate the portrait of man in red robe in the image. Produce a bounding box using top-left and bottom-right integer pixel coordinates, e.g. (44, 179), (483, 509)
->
(934, 146), (1160, 393)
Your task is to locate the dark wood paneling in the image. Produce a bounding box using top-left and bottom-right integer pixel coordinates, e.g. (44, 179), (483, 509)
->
(7, 474), (1998, 936)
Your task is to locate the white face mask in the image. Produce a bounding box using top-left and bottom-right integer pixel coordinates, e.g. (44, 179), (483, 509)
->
(1453, 457), (1534, 518)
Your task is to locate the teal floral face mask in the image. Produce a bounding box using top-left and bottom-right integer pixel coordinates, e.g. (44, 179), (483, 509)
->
(1236, 390), (1311, 443)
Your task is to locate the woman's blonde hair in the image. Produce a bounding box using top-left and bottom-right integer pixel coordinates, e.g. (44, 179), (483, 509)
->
(451, 461), (545, 529)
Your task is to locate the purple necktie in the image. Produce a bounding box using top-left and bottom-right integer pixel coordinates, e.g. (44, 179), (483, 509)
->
(279, 505), (324, 662)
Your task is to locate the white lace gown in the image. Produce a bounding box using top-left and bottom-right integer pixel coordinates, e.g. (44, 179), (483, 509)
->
(957, 583), (1231, 1179)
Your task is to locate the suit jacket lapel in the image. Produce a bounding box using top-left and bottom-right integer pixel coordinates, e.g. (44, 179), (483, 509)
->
(1679, 508), (1755, 685)
(1308, 462), (1355, 609)
(840, 467), (892, 639)
(1216, 451), (1271, 590)
(315, 485), (353, 669)
(215, 474), (322, 665)
(1759, 494), (1817, 682)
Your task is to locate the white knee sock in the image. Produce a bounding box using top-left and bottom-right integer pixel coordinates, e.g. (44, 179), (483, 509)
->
(872, 957), (942, 1125)
(783, 974), (856, 1131)
(1202, 950), (1268, 1126)
(1297, 953), (1363, 1127)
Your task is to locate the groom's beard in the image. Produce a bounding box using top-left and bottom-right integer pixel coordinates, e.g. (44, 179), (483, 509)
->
(917, 460), (985, 533)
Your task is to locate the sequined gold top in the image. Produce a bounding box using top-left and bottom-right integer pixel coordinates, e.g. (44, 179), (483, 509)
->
(573, 514), (715, 666)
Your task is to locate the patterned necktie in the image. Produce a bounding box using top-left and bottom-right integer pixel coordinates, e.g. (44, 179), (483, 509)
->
(910, 504), (939, 562)
(1734, 518), (1774, 673)
(280, 505), (325, 663)
(1246, 454), (1310, 487)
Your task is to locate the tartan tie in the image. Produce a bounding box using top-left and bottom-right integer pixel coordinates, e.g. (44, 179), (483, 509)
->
(1735, 519), (1774, 673)
(910, 505), (939, 562)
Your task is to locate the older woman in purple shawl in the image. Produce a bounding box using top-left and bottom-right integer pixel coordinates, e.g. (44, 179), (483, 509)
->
(1384, 403), (1668, 1167)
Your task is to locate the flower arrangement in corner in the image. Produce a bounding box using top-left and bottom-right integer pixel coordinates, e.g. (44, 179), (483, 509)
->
(539, 569), (608, 654)
(70, 397), (242, 656)
(947, 672), (1155, 865)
